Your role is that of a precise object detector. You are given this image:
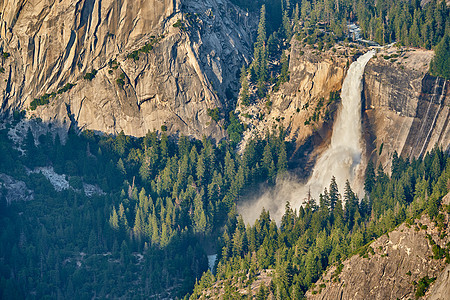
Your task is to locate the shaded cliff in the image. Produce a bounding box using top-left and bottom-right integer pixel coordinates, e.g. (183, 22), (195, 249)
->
(363, 47), (450, 172)
(306, 193), (450, 300)
(0, 0), (254, 139)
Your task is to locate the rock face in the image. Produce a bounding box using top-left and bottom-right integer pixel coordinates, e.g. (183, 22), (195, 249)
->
(0, 0), (254, 140)
(238, 41), (349, 162)
(427, 264), (450, 300)
(363, 47), (450, 171)
(0, 173), (34, 203)
(306, 193), (450, 300)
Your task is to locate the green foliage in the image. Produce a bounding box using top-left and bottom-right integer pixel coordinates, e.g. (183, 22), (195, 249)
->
(30, 94), (51, 110)
(274, 52), (290, 91)
(108, 59), (119, 69)
(127, 35), (164, 60)
(430, 33), (450, 80)
(12, 110), (25, 122)
(83, 69), (98, 81)
(116, 73), (125, 88)
(364, 160), (376, 194)
(415, 276), (436, 298)
(227, 112), (244, 145)
(207, 107), (220, 122)
(57, 83), (76, 94)
(250, 5), (269, 98)
(30, 83), (75, 110)
(2, 52), (10, 60)
(173, 19), (187, 31)
(192, 147), (450, 299)
(0, 111), (297, 297)
(69, 176), (83, 189)
(236, 0), (448, 108)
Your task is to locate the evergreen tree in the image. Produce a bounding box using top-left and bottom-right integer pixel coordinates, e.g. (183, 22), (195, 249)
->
(193, 190), (207, 233)
(430, 33), (450, 80)
(277, 142), (288, 173)
(109, 207), (119, 230)
(329, 176), (339, 211)
(364, 160), (376, 194)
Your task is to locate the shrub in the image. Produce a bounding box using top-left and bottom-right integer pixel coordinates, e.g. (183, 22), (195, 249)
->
(84, 69), (98, 81)
(116, 73), (125, 88)
(207, 108), (220, 122)
(415, 276), (436, 298)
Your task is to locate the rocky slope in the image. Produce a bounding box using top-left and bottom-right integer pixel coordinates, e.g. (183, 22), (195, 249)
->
(237, 40), (350, 170)
(0, 0), (254, 139)
(0, 173), (33, 204)
(306, 193), (450, 300)
(363, 47), (450, 172)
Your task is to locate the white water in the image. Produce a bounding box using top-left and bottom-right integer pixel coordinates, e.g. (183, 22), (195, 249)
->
(239, 51), (376, 224)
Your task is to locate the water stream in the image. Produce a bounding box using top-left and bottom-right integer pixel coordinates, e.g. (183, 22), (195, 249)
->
(239, 50), (376, 224)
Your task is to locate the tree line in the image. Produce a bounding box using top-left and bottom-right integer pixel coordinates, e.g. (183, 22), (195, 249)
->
(0, 121), (290, 298)
(190, 147), (450, 299)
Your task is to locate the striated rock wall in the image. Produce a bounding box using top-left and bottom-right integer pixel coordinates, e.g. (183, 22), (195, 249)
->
(363, 47), (450, 172)
(0, 0), (254, 140)
(427, 264), (450, 300)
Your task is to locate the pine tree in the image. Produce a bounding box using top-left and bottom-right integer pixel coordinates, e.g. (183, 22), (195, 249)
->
(282, 10), (292, 41)
(193, 190), (207, 233)
(118, 203), (129, 230)
(262, 142), (272, 174)
(109, 206), (119, 230)
(150, 213), (159, 245)
(329, 176), (339, 210)
(430, 33), (450, 80)
(133, 208), (144, 238)
(196, 154), (205, 184)
(25, 128), (37, 166)
(256, 5), (267, 54)
(343, 180), (358, 229)
(364, 160), (376, 194)
(117, 158), (126, 175)
(277, 142), (288, 173)
(225, 151), (236, 184)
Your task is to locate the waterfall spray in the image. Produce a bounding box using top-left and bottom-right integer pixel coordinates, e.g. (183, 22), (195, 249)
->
(239, 50), (376, 224)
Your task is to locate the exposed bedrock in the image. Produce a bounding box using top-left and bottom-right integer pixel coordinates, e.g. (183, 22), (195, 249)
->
(0, 0), (255, 140)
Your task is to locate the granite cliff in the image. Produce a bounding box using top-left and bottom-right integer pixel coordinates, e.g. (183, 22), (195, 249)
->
(0, 0), (254, 139)
(363, 47), (450, 172)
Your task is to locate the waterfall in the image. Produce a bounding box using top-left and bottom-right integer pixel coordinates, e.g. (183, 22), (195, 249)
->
(239, 50), (376, 224)
(303, 50), (376, 201)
